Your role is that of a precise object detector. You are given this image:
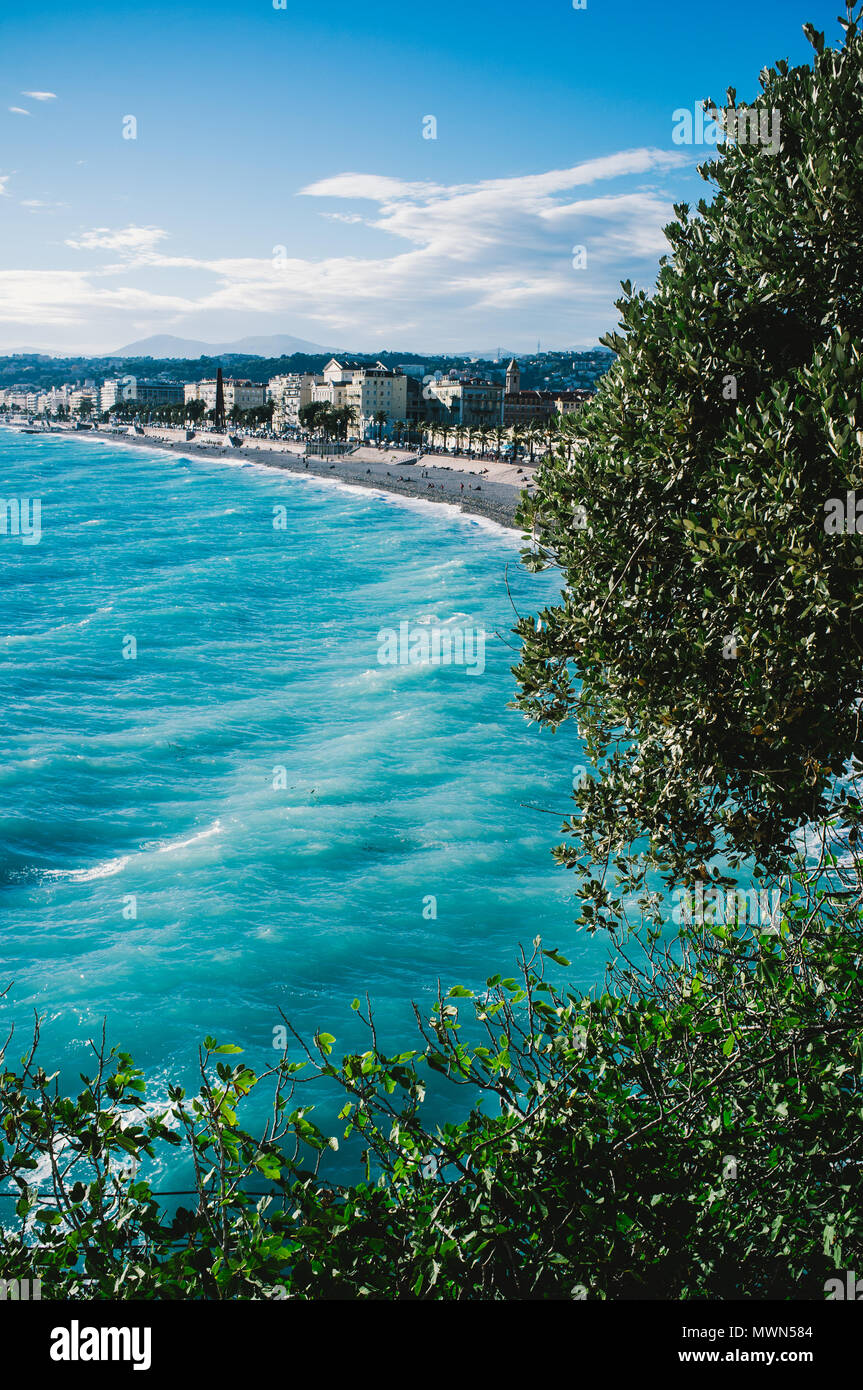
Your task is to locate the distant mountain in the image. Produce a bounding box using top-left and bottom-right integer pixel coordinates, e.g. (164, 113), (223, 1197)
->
(107, 332), (332, 359)
(222, 333), (335, 357)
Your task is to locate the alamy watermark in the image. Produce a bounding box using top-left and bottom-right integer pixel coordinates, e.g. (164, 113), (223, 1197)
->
(0, 1278), (41, 1300)
(377, 619), (486, 676)
(673, 884), (782, 930)
(50, 1321), (151, 1371)
(1, 496), (41, 545)
(672, 103), (781, 155)
(825, 492), (863, 534)
(825, 1270), (863, 1300)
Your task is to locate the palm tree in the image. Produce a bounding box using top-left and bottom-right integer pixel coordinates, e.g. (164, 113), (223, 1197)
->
(335, 405), (358, 440)
(477, 425), (490, 457)
(492, 425), (506, 459)
(526, 419), (544, 465)
(438, 423), (451, 455)
(393, 419), (406, 447)
(373, 410), (388, 445)
(543, 418), (558, 462)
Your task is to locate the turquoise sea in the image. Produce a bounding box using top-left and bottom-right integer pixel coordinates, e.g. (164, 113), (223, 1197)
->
(0, 430), (602, 1182)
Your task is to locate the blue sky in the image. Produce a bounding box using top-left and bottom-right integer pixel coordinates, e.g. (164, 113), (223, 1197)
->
(0, 0), (850, 354)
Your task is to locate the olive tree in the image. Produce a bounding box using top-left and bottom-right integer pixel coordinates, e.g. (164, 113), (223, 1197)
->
(515, 7), (863, 907)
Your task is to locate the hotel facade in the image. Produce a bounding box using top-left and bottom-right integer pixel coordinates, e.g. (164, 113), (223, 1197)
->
(185, 378), (267, 413)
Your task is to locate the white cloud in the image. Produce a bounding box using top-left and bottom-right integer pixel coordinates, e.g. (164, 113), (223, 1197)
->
(9, 107), (30, 116)
(303, 173), (443, 202)
(65, 225), (170, 255)
(20, 198), (67, 214)
(299, 149), (685, 265)
(1, 148), (690, 348)
(0, 269), (194, 326)
(22, 91), (57, 101)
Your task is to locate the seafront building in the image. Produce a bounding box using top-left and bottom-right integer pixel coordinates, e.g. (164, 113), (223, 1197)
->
(264, 357), (592, 441)
(185, 378), (266, 413)
(503, 389), (558, 427)
(0, 349), (596, 436)
(69, 387), (99, 413)
(1, 389), (43, 413)
(269, 373), (316, 432)
(100, 376), (137, 413)
(312, 359), (409, 437)
(3, 385), (78, 415)
(267, 359), (410, 440)
(503, 387), (593, 427)
(100, 376), (184, 410)
(422, 373), (505, 429)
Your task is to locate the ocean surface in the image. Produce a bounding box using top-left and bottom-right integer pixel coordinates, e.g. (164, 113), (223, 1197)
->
(0, 429), (603, 1184)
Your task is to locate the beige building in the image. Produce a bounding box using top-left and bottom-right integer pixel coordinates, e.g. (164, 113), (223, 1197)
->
(423, 375), (504, 429)
(554, 390), (593, 414)
(185, 378), (267, 414)
(312, 359), (408, 439)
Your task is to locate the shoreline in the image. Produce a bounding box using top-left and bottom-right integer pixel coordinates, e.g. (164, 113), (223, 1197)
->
(53, 427), (531, 530)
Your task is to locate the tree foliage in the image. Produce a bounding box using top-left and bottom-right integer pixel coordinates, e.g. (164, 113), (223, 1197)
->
(515, 7), (863, 890)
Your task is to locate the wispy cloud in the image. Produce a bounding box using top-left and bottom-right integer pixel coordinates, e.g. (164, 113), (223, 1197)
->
(21, 197), (66, 214)
(22, 91), (57, 101)
(65, 226), (170, 255)
(4, 148), (690, 348)
(0, 269), (193, 327)
(8, 107), (31, 116)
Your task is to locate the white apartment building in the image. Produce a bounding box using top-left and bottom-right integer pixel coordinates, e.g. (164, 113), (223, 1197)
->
(69, 388), (99, 414)
(100, 377), (137, 413)
(269, 373), (316, 432)
(44, 386), (73, 414)
(3, 390), (41, 413)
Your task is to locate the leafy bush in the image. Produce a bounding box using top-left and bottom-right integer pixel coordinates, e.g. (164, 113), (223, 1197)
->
(2, 862), (862, 1299)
